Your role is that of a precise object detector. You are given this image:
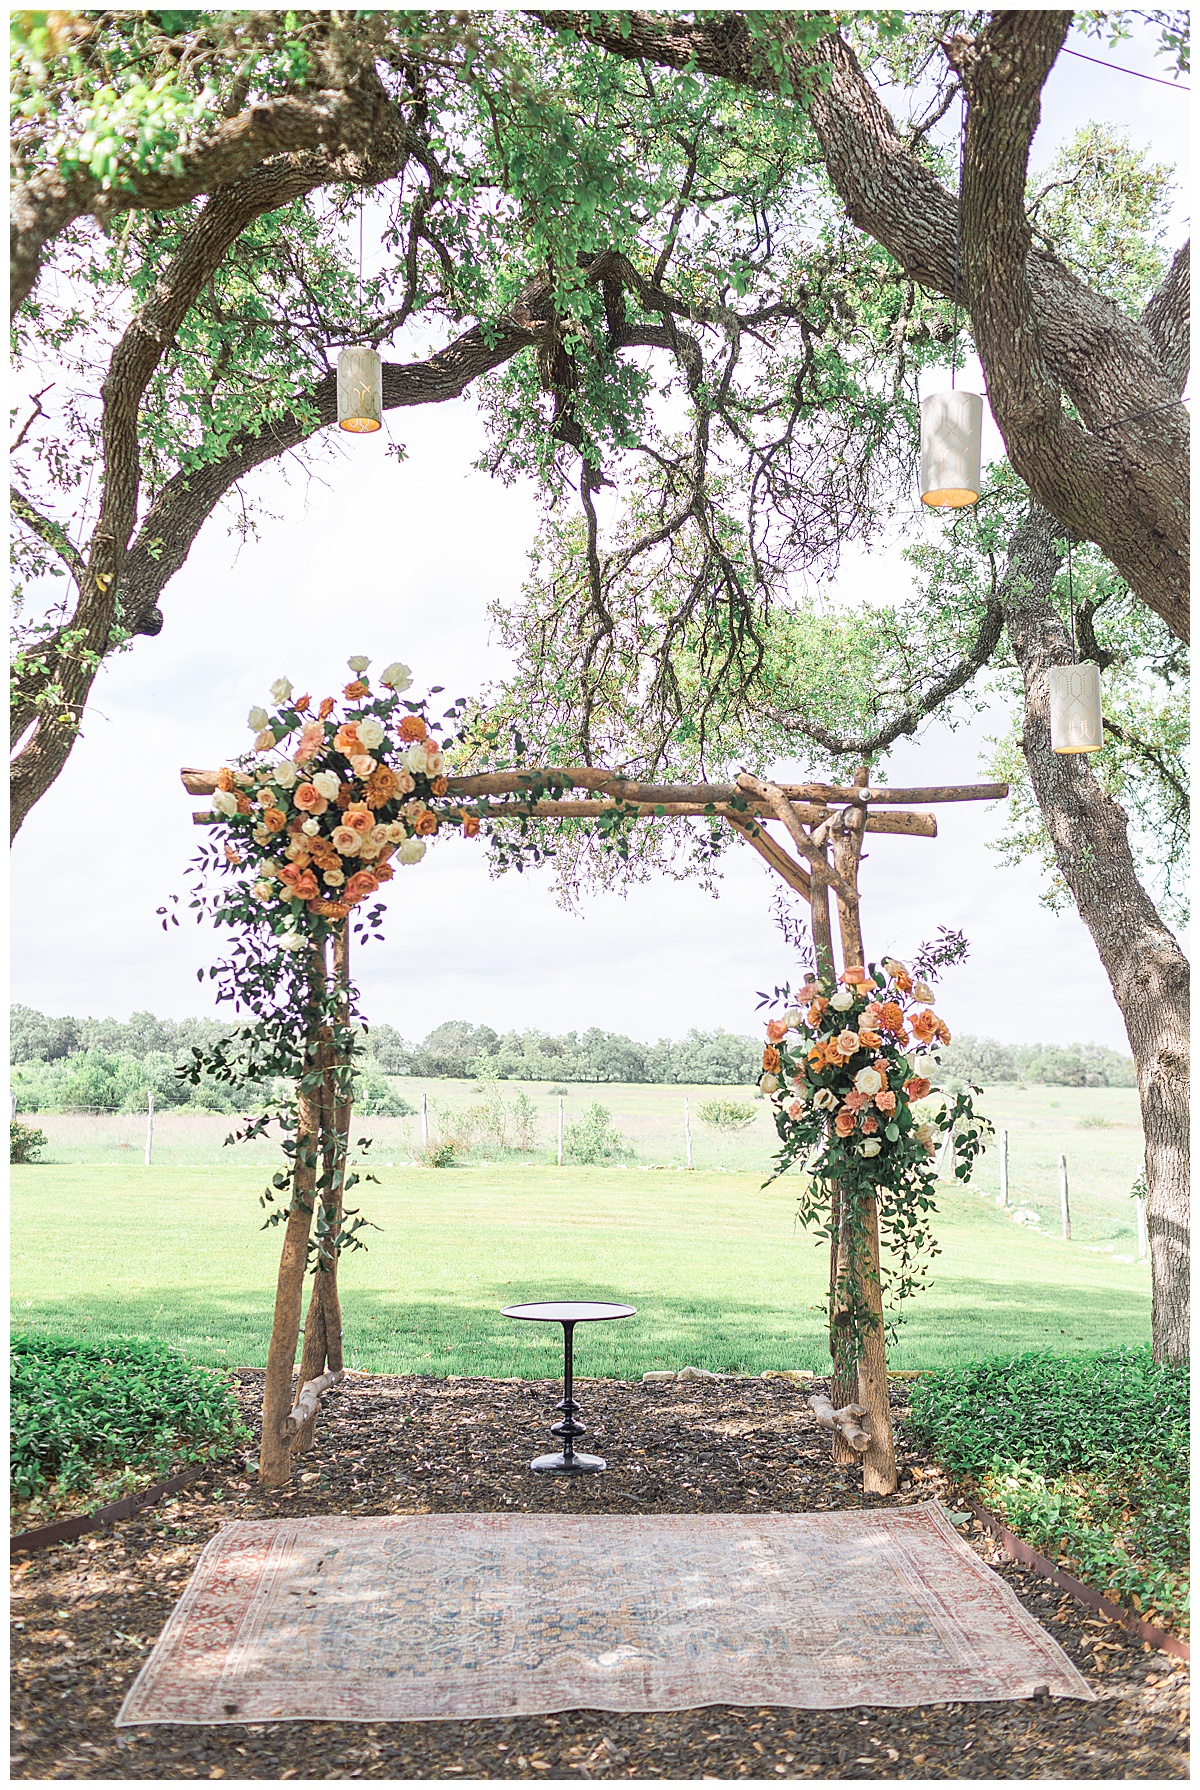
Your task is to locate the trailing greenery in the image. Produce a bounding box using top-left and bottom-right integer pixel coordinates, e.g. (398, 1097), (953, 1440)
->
(910, 1347), (1189, 1634)
(10, 1333), (249, 1510)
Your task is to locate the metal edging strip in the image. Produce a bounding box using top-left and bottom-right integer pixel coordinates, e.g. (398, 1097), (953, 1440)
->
(10, 1464), (209, 1557)
(968, 1499), (1189, 1662)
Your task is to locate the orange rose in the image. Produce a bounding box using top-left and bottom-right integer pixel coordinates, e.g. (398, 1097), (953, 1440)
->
(307, 897), (351, 919)
(318, 697), (336, 720)
(934, 1018), (952, 1046)
(279, 864), (303, 888)
(334, 722), (360, 754)
(224, 844), (242, 865)
(766, 1019), (789, 1044)
(235, 792), (252, 814)
(834, 1109), (857, 1138)
(345, 869), (380, 904)
(414, 810), (438, 836)
(217, 767), (235, 793)
(399, 715), (427, 741)
(335, 783), (354, 810)
(806, 997), (828, 1026)
(291, 870), (319, 901)
(461, 812), (480, 839)
(344, 802), (374, 835)
(875, 1089), (897, 1115)
(261, 807), (287, 834)
(430, 775), (449, 796)
(365, 766), (399, 806)
(893, 969), (913, 994)
(857, 1028), (883, 1049)
(374, 862), (395, 882)
(293, 784), (328, 815)
(344, 678), (369, 700)
(911, 1010), (939, 1045)
(294, 693), (310, 713)
(904, 1076), (932, 1101)
(762, 1045), (782, 1073)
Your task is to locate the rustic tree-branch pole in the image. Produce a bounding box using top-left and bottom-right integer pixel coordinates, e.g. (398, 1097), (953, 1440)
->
(258, 940), (327, 1489)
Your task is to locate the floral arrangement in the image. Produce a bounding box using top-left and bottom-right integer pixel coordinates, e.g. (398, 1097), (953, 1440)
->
(206, 655), (480, 947)
(758, 945), (989, 1362)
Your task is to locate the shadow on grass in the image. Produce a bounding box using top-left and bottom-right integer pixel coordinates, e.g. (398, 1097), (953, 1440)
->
(12, 1269), (1150, 1377)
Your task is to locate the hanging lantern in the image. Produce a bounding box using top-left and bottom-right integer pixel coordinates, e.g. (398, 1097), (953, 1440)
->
(920, 390), (983, 508)
(1049, 663), (1104, 754)
(337, 347), (382, 433)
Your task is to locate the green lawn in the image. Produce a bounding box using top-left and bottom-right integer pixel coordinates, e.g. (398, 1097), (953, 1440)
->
(11, 1156), (1150, 1378)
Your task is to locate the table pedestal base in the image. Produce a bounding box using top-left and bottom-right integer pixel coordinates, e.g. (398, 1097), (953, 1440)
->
(531, 1449), (606, 1474)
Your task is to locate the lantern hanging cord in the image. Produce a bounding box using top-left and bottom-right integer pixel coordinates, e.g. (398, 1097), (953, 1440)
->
(950, 90), (966, 390)
(358, 195), (364, 342)
(1067, 538), (1077, 659)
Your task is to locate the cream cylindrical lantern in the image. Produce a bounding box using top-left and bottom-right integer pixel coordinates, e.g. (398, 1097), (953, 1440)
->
(920, 389), (983, 507)
(1048, 662), (1104, 754)
(337, 346), (382, 433)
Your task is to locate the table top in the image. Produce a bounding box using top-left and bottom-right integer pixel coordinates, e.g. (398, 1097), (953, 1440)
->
(501, 1301), (637, 1324)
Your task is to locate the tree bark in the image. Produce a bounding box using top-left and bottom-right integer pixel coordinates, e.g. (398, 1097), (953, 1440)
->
(999, 507), (1189, 1364)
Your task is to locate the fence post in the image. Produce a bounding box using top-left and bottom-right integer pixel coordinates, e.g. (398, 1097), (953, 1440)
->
(10, 1091), (16, 1121)
(999, 1129), (1008, 1207)
(1058, 1154), (1071, 1241)
(557, 1095), (564, 1167)
(684, 1096), (693, 1171)
(1136, 1195), (1148, 1261)
(420, 1090), (429, 1148)
(145, 1091), (154, 1167)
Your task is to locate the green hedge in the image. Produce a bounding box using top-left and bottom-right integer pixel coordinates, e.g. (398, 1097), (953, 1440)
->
(910, 1347), (1188, 1634)
(11, 1333), (249, 1505)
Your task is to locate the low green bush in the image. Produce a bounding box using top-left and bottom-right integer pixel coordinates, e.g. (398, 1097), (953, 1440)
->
(564, 1102), (635, 1165)
(910, 1347), (1188, 1634)
(11, 1333), (249, 1509)
(696, 1099), (757, 1131)
(10, 1120), (47, 1164)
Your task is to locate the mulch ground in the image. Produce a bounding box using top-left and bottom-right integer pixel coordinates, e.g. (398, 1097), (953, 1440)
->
(10, 1371), (1189, 1780)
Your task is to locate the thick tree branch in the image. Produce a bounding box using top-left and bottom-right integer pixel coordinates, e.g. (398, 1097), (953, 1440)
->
(10, 484), (85, 584)
(1140, 241), (1190, 394)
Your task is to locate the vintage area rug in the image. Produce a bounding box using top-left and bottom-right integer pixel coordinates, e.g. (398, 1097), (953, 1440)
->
(117, 1506), (1092, 1724)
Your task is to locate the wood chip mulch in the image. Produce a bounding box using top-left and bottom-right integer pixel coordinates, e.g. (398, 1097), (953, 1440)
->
(10, 1371), (1189, 1781)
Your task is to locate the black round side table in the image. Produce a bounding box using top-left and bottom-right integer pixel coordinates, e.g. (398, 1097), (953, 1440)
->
(502, 1300), (636, 1474)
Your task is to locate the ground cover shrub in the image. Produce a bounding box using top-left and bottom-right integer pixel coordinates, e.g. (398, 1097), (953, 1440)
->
(697, 1099), (757, 1131)
(11, 1334), (249, 1517)
(564, 1102), (635, 1164)
(910, 1347), (1188, 1633)
(10, 1120), (47, 1163)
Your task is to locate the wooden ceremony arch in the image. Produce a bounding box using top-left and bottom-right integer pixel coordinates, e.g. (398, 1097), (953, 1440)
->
(181, 764), (1006, 1492)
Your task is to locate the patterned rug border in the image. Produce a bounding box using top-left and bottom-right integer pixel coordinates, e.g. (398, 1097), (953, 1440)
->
(117, 1503), (1094, 1726)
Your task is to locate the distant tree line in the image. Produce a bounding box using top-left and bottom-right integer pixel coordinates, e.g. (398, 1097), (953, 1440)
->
(10, 1006), (1135, 1112)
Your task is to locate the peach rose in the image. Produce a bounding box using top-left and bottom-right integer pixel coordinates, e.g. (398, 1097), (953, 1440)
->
(904, 1076), (932, 1101)
(350, 754), (377, 778)
(787, 1100), (803, 1120)
(291, 870), (319, 901)
(762, 1046), (782, 1074)
(857, 1028), (883, 1049)
(345, 869), (380, 904)
(806, 998), (828, 1027)
(224, 843), (242, 866)
(430, 775), (449, 796)
(343, 678), (369, 700)
(840, 965), (866, 984)
(834, 1029), (861, 1056)
(293, 784), (328, 815)
(875, 1089), (897, 1115)
(332, 825), (361, 856)
(461, 813), (480, 839)
(344, 803), (374, 835)
(910, 1009), (940, 1045)
(893, 970), (913, 994)
(834, 1109), (857, 1138)
(294, 722), (325, 765)
(861, 1002), (883, 1028)
(766, 1019), (789, 1044)
(399, 715), (428, 741)
(414, 810), (438, 837)
(334, 722), (361, 754)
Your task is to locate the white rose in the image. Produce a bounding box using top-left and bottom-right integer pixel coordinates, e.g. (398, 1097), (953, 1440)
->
(356, 717), (385, 751)
(854, 1066), (884, 1097)
(423, 746), (446, 776)
(252, 825), (272, 846)
(403, 742), (428, 775)
(883, 957), (908, 978)
(759, 1073), (780, 1094)
(859, 1139), (882, 1158)
(347, 655), (371, 674)
(311, 770), (340, 800)
(253, 728), (275, 753)
(247, 706), (269, 731)
(911, 981), (935, 1004)
(212, 789), (240, 817)
(829, 988), (854, 1011)
(397, 837), (427, 865)
(273, 760), (299, 789)
(322, 867), (345, 887)
(251, 881), (275, 902)
(813, 1088), (838, 1112)
(379, 661), (412, 691)
(350, 755), (377, 778)
(385, 821), (407, 844)
(782, 1007), (805, 1029)
(270, 677), (293, 703)
(368, 824), (390, 848)
(301, 817), (320, 837)
(277, 930), (306, 952)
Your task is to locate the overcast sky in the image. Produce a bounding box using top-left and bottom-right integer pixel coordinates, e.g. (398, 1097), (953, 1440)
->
(10, 21), (1188, 1054)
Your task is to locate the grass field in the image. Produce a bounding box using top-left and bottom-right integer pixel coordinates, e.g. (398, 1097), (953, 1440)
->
(12, 1095), (1150, 1378)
